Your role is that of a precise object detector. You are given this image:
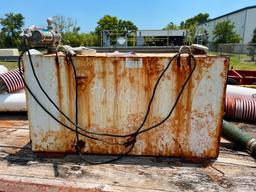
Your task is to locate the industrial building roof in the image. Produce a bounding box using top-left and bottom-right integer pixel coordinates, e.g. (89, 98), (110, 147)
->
(199, 5), (256, 25)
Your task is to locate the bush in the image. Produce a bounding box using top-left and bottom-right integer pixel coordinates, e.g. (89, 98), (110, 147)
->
(213, 21), (241, 44)
(61, 32), (101, 47)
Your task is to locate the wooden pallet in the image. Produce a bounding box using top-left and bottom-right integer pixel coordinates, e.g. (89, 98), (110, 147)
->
(0, 115), (255, 192)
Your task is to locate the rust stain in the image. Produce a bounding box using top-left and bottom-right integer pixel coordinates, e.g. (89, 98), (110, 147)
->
(112, 58), (121, 126)
(55, 59), (63, 113)
(77, 57), (96, 130)
(128, 75), (135, 84)
(145, 57), (165, 76)
(67, 60), (75, 123)
(101, 58), (107, 106)
(173, 57), (189, 156)
(139, 57), (164, 155)
(34, 130), (76, 153)
(182, 57), (194, 157)
(56, 58), (76, 144)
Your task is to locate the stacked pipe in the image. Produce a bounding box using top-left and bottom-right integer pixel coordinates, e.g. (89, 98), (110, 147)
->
(0, 68), (24, 93)
(0, 65), (8, 92)
(0, 66), (26, 112)
(225, 85), (256, 122)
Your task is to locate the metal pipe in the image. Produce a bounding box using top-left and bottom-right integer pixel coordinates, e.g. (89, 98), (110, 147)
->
(0, 90), (27, 112)
(227, 85), (256, 100)
(222, 120), (256, 156)
(225, 97), (256, 122)
(0, 65), (8, 74)
(56, 45), (96, 56)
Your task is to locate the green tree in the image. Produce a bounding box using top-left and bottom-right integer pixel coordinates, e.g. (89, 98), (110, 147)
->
(52, 15), (80, 33)
(61, 32), (81, 47)
(196, 29), (209, 45)
(202, 30), (209, 45)
(163, 22), (179, 30)
(213, 20), (241, 44)
(80, 32), (101, 46)
(117, 20), (137, 46)
(180, 13), (209, 29)
(180, 13), (209, 44)
(95, 15), (137, 34)
(0, 12), (24, 48)
(95, 15), (119, 34)
(62, 32), (101, 47)
(118, 19), (137, 31)
(95, 15), (137, 46)
(52, 15), (91, 47)
(0, 32), (5, 48)
(184, 23), (198, 44)
(251, 28), (256, 43)
(248, 28), (256, 61)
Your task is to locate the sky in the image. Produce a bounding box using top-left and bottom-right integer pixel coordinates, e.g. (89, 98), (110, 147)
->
(0, 0), (255, 32)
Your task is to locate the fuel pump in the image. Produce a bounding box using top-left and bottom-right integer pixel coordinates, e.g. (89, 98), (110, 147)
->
(22, 18), (61, 53)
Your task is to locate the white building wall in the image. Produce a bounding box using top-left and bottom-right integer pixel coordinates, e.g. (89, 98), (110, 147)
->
(244, 7), (256, 43)
(197, 20), (215, 42)
(196, 7), (256, 44)
(227, 10), (246, 42)
(208, 21), (216, 42)
(136, 30), (186, 37)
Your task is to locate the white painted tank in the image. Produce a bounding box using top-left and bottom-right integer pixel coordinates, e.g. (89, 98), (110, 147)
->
(22, 51), (229, 159)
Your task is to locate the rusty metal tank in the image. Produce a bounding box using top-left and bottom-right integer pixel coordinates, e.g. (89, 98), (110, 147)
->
(22, 51), (229, 159)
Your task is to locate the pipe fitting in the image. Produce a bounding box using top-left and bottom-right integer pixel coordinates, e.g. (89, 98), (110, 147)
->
(247, 138), (256, 156)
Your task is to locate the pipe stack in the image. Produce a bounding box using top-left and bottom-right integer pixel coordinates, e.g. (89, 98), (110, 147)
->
(0, 67), (26, 112)
(225, 85), (256, 122)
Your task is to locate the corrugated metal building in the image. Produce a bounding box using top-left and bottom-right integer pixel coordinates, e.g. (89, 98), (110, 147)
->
(102, 30), (187, 47)
(197, 6), (256, 44)
(136, 30), (186, 46)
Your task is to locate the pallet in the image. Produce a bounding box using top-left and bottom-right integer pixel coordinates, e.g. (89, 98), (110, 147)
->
(0, 115), (255, 192)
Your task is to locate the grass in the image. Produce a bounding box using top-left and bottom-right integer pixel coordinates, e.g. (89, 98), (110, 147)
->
(229, 55), (256, 70)
(210, 52), (256, 70)
(0, 60), (18, 70)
